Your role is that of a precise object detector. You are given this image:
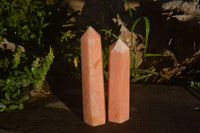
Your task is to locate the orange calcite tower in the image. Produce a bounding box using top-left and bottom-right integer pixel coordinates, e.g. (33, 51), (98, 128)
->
(81, 26), (106, 126)
(108, 39), (130, 123)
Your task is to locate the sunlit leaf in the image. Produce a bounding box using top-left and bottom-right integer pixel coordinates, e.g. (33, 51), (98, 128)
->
(20, 94), (29, 102)
(5, 92), (10, 100)
(18, 103), (24, 110)
(21, 79), (28, 87)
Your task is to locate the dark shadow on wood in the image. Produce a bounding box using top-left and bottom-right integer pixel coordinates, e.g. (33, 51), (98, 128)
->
(48, 76), (83, 121)
(0, 96), (83, 132)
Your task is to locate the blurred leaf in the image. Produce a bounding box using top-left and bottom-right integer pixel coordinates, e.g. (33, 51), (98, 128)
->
(20, 94), (29, 102)
(6, 78), (11, 85)
(0, 103), (6, 112)
(31, 67), (37, 75)
(16, 47), (22, 54)
(190, 81), (195, 87)
(21, 79), (28, 87)
(18, 103), (24, 110)
(0, 80), (5, 87)
(143, 17), (150, 56)
(7, 105), (18, 112)
(0, 102), (5, 108)
(24, 66), (29, 72)
(5, 92), (10, 100)
(145, 54), (170, 57)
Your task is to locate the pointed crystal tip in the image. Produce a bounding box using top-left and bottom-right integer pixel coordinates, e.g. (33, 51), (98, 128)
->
(81, 26), (100, 40)
(111, 39), (129, 53)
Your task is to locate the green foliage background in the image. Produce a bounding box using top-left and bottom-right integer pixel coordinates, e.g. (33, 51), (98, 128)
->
(0, 0), (54, 112)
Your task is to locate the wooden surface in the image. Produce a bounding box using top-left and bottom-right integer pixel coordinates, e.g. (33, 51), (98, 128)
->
(0, 81), (200, 133)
